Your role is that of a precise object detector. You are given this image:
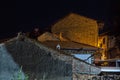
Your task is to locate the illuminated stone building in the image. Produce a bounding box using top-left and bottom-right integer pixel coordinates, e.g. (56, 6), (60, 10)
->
(98, 32), (117, 60)
(51, 13), (98, 47)
(39, 13), (120, 61)
(98, 33), (108, 60)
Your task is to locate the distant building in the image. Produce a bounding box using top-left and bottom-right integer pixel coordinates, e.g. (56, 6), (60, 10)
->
(108, 35), (120, 59)
(51, 13), (98, 47)
(98, 32), (118, 60)
(98, 33), (108, 60)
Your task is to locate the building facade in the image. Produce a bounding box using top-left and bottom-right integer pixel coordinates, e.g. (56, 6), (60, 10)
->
(51, 13), (98, 47)
(98, 33), (117, 60)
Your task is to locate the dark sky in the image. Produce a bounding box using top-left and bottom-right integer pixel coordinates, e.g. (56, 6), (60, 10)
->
(0, 0), (119, 38)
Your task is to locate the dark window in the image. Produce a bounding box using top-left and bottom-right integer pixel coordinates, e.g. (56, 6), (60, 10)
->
(100, 43), (102, 47)
(109, 62), (116, 67)
(118, 62), (120, 67)
(103, 38), (105, 44)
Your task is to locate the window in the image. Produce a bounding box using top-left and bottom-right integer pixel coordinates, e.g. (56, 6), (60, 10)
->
(118, 62), (120, 67)
(103, 38), (105, 44)
(100, 43), (102, 47)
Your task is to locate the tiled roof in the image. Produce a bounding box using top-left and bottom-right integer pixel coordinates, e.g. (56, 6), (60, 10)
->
(41, 41), (99, 51)
(37, 32), (59, 42)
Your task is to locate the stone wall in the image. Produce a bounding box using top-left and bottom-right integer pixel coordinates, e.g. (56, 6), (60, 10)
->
(5, 38), (72, 80)
(52, 13), (98, 47)
(72, 57), (100, 75)
(4, 37), (100, 80)
(0, 43), (25, 80)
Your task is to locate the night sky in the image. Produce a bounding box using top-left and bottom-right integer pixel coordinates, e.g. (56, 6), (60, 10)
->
(0, 0), (120, 38)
